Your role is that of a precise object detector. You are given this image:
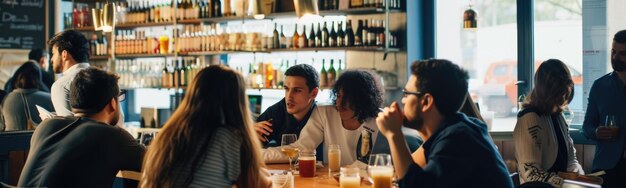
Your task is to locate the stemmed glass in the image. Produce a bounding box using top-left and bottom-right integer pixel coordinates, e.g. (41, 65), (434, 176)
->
(281, 134), (299, 172)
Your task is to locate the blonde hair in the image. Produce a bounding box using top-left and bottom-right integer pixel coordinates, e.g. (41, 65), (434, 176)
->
(141, 65), (266, 188)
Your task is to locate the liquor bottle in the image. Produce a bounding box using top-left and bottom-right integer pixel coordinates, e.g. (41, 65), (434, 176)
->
(273, 23), (279, 49)
(90, 34), (98, 56)
(299, 25), (307, 48)
(329, 21), (337, 47)
(375, 20), (384, 47)
(337, 21), (345, 47)
(162, 62), (170, 88)
(337, 59), (343, 76)
(369, 19), (377, 47)
(72, 6), (79, 28)
(308, 23), (316, 47)
(214, 0), (222, 17)
(363, 20), (369, 46)
(345, 20), (354, 47)
(280, 25), (287, 48)
(354, 20), (363, 46)
(292, 24), (299, 49)
(315, 22), (322, 47)
(350, 0), (363, 8)
(322, 22), (329, 47)
(327, 59), (336, 86)
(320, 59), (328, 88)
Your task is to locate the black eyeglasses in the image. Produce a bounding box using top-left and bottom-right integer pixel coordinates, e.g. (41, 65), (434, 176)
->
(402, 89), (423, 98)
(118, 89), (127, 102)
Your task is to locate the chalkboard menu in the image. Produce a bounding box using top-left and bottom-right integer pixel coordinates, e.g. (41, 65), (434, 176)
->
(0, 0), (46, 49)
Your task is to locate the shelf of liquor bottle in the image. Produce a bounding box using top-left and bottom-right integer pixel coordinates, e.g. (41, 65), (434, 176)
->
(178, 7), (404, 24)
(115, 53), (176, 59)
(116, 22), (175, 29)
(178, 47), (399, 56)
(75, 26), (95, 32)
(270, 47), (400, 53)
(89, 55), (110, 61)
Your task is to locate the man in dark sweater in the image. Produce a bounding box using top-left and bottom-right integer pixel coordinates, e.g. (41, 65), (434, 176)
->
(255, 64), (319, 147)
(376, 59), (513, 187)
(18, 68), (144, 187)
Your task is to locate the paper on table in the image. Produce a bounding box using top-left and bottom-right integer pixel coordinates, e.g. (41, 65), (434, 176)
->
(36, 105), (56, 121)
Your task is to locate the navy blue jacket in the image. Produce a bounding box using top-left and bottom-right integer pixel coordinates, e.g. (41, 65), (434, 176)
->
(399, 113), (513, 188)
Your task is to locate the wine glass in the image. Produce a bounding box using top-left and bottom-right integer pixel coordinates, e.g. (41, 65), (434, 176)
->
(368, 154), (393, 188)
(281, 134), (299, 172)
(605, 115), (619, 140)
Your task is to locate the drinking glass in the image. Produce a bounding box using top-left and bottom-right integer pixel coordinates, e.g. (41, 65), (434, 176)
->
(328, 144), (341, 174)
(281, 134), (298, 172)
(605, 115), (619, 140)
(340, 166), (360, 188)
(368, 154), (393, 188)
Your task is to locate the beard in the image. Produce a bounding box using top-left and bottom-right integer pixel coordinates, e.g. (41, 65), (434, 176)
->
(109, 110), (120, 126)
(612, 58), (626, 72)
(404, 109), (424, 131)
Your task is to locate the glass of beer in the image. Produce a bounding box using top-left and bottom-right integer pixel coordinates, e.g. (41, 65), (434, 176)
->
(368, 154), (393, 188)
(298, 150), (316, 177)
(328, 144), (341, 173)
(340, 166), (361, 188)
(271, 173), (294, 188)
(281, 134), (298, 172)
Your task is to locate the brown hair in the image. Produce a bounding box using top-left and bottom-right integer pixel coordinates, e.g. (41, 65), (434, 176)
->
(141, 65), (266, 187)
(14, 62), (42, 90)
(460, 95), (484, 122)
(522, 59), (574, 115)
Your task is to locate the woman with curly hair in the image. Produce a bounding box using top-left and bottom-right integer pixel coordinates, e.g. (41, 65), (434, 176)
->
(263, 69), (422, 165)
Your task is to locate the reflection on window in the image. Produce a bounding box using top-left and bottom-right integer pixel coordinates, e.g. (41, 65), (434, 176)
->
(437, 0), (518, 131)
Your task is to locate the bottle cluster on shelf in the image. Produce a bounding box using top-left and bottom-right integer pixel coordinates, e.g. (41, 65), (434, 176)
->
(89, 34), (109, 57)
(243, 58), (343, 89)
(118, 0), (174, 24)
(349, 0), (402, 9)
(115, 29), (172, 55)
(269, 19), (398, 50)
(65, 3), (93, 29)
(117, 59), (164, 88)
(117, 57), (204, 89)
(173, 19), (398, 54)
(161, 57), (204, 88)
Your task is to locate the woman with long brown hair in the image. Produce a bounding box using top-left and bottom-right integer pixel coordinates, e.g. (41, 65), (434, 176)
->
(141, 65), (270, 188)
(513, 59), (584, 187)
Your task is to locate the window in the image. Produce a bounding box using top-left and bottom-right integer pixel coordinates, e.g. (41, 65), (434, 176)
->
(437, 0), (518, 131)
(534, 0), (583, 124)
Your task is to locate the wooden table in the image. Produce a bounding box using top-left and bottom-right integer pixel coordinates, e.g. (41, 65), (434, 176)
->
(116, 164), (372, 187)
(267, 164), (371, 188)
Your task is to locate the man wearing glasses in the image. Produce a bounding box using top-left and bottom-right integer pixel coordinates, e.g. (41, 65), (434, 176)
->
(376, 59), (513, 187)
(18, 68), (144, 187)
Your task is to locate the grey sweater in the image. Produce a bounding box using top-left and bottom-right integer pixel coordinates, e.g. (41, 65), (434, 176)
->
(1, 88), (53, 131)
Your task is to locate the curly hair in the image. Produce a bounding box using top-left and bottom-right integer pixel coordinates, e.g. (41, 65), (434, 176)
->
(331, 69), (384, 123)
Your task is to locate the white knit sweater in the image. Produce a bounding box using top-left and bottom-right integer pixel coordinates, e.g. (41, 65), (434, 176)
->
(513, 111), (584, 187)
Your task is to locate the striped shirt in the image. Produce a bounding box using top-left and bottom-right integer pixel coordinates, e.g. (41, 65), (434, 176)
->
(174, 127), (242, 187)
